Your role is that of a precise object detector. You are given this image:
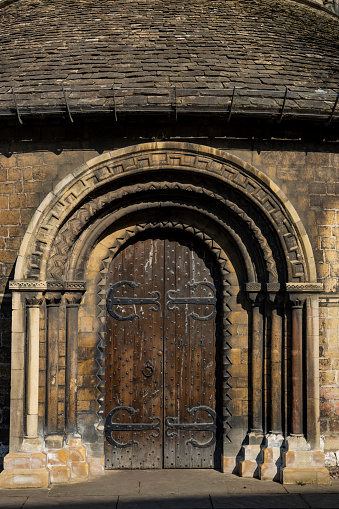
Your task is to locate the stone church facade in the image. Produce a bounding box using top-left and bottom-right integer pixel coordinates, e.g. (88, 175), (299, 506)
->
(0, 0), (339, 488)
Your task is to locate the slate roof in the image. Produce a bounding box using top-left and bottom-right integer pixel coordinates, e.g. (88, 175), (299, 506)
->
(0, 0), (339, 121)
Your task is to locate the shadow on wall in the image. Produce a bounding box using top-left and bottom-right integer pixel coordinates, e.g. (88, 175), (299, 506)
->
(0, 284), (12, 472)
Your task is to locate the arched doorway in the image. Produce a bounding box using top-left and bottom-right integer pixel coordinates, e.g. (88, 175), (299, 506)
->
(4, 142), (326, 486)
(104, 231), (223, 469)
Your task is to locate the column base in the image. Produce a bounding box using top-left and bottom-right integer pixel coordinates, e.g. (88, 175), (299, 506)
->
(259, 433), (284, 481)
(0, 451), (49, 488)
(280, 435), (330, 485)
(238, 432), (263, 478)
(0, 468), (49, 489)
(0, 437), (103, 488)
(222, 456), (237, 474)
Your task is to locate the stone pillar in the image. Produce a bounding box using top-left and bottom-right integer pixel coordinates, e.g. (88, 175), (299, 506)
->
(65, 291), (82, 435)
(0, 283), (49, 489)
(290, 296), (305, 437)
(45, 291), (62, 439)
(260, 290), (284, 481)
(280, 287), (329, 485)
(238, 284), (264, 478)
(25, 293), (43, 439)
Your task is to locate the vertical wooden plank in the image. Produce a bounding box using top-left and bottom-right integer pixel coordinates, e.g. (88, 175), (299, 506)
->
(105, 237), (163, 469)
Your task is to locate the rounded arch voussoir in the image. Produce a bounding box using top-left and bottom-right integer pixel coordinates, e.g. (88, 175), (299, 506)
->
(15, 142), (315, 284)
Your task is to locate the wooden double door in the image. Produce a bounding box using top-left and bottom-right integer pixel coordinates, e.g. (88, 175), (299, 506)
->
(105, 232), (221, 469)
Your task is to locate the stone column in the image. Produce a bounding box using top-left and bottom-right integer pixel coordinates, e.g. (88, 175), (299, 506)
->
(280, 285), (329, 485)
(290, 296), (305, 437)
(260, 289), (284, 481)
(45, 291), (62, 440)
(65, 291), (83, 435)
(25, 293), (43, 439)
(238, 284), (265, 477)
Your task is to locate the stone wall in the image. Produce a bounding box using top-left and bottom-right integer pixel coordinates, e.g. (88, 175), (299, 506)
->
(0, 117), (339, 468)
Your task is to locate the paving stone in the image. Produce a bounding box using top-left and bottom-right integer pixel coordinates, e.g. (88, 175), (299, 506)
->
(212, 494), (310, 508)
(118, 495), (212, 509)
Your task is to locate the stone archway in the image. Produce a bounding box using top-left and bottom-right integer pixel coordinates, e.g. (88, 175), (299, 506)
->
(2, 142), (328, 488)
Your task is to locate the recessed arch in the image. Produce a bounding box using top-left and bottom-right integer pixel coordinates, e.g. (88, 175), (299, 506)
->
(8, 142), (323, 483)
(14, 142), (315, 284)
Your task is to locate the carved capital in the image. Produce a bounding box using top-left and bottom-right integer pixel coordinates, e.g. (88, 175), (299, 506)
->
(45, 292), (62, 306)
(25, 292), (44, 307)
(245, 283), (265, 305)
(64, 291), (83, 306)
(289, 294), (307, 308)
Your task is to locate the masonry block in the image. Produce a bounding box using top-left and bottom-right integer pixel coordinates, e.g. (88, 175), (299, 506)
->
(0, 468), (49, 488)
(49, 465), (70, 484)
(46, 449), (67, 467)
(222, 456), (237, 474)
(280, 467), (330, 485)
(4, 452), (46, 470)
(238, 459), (258, 478)
(68, 446), (86, 462)
(88, 457), (105, 477)
(69, 461), (89, 480)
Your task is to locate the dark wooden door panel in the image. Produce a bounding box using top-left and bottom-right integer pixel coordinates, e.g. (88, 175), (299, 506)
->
(105, 233), (219, 469)
(163, 238), (217, 468)
(105, 238), (164, 469)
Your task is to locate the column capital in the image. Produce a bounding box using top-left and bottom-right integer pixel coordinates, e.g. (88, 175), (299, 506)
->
(64, 291), (83, 306)
(45, 291), (62, 306)
(24, 292), (44, 307)
(245, 283), (265, 305)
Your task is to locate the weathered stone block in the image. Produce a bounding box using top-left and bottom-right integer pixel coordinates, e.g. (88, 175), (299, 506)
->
(260, 462), (279, 481)
(4, 453), (30, 470)
(0, 468), (49, 488)
(238, 459), (258, 478)
(49, 465), (70, 484)
(311, 451), (326, 467)
(280, 467), (330, 485)
(30, 453), (46, 469)
(46, 449), (67, 467)
(69, 461), (88, 480)
(88, 457), (104, 477)
(222, 456), (236, 474)
(68, 446), (86, 462)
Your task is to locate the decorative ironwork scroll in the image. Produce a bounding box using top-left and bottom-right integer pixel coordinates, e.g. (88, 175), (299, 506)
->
(166, 281), (217, 321)
(105, 406), (161, 448)
(165, 406), (217, 448)
(107, 281), (161, 321)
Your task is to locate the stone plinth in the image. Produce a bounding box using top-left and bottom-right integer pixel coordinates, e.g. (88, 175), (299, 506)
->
(0, 451), (49, 489)
(280, 436), (330, 485)
(259, 434), (284, 481)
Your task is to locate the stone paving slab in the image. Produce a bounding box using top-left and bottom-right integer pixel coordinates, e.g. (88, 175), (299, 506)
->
(118, 495), (212, 509)
(212, 494), (309, 508)
(0, 470), (339, 508)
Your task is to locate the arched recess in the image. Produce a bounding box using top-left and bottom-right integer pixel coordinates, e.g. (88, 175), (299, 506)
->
(9, 142), (322, 474)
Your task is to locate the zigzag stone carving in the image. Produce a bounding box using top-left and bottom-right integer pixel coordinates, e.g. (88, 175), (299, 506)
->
(24, 145), (306, 283)
(45, 181), (279, 283)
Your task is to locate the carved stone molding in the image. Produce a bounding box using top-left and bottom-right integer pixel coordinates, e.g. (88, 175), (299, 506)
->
(285, 283), (323, 293)
(9, 280), (86, 293)
(46, 180), (278, 283)
(10, 280), (48, 291)
(18, 144), (310, 284)
(44, 292), (62, 306)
